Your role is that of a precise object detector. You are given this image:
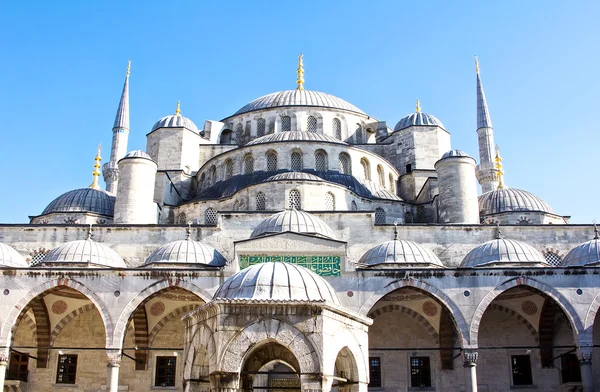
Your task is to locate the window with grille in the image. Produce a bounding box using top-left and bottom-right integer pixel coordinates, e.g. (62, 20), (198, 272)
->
(289, 190), (301, 209)
(351, 201), (358, 211)
(307, 116), (317, 132)
(315, 151), (328, 172)
(544, 251), (562, 266)
(30, 250), (48, 266)
(281, 116), (291, 132)
(377, 165), (385, 187)
(560, 353), (581, 383)
(389, 173), (395, 193)
(257, 118), (266, 137)
(369, 357), (382, 388)
(291, 152), (302, 171)
(235, 124), (243, 143)
(332, 118), (342, 140)
(256, 192), (266, 210)
(375, 208), (386, 225)
(224, 160), (233, 179)
(7, 352), (29, 382)
(155, 356), (177, 387)
(338, 153), (351, 175)
(177, 213), (187, 225)
(205, 208), (217, 225)
(325, 192), (335, 211)
(410, 356), (431, 388)
(361, 159), (370, 180)
(511, 355), (533, 385)
(56, 354), (77, 384)
(355, 124), (363, 143)
(266, 152), (278, 172)
(244, 155), (254, 175)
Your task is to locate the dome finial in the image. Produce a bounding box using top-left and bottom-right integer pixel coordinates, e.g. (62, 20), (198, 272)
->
(495, 223), (502, 239)
(296, 53), (305, 91)
(475, 55), (480, 73)
(186, 222), (192, 240)
(175, 101), (181, 116)
(126, 60), (131, 76)
(416, 99), (421, 113)
(89, 144), (102, 190)
(393, 221), (399, 240)
(594, 221), (599, 240)
(87, 223), (93, 240)
(494, 146), (505, 189)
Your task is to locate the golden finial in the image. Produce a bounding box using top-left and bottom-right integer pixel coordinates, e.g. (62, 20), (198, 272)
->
(296, 53), (305, 91)
(494, 146), (505, 189)
(175, 101), (181, 116)
(475, 56), (480, 73)
(416, 99), (421, 113)
(393, 221), (399, 240)
(126, 60), (131, 76)
(89, 144), (102, 190)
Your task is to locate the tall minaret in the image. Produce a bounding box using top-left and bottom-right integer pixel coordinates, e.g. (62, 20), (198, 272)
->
(474, 56), (499, 193)
(103, 60), (131, 194)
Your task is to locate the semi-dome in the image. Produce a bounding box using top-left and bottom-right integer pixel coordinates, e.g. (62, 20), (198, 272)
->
(479, 188), (553, 215)
(41, 188), (115, 217)
(373, 189), (402, 201)
(461, 237), (548, 268)
(214, 262), (340, 304)
(151, 111), (199, 133)
(245, 131), (347, 146)
(394, 111), (445, 132)
(264, 172), (322, 182)
(358, 238), (443, 267)
(251, 210), (336, 239)
(122, 150), (153, 160)
(441, 149), (471, 159)
(41, 237), (126, 268)
(144, 238), (227, 267)
(561, 232), (600, 267)
(230, 90), (366, 117)
(0, 243), (28, 268)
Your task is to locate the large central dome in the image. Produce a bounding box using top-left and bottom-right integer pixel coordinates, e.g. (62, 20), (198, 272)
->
(231, 90), (366, 117)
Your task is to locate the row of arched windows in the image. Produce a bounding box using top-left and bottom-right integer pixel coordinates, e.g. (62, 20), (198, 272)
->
(177, 208), (218, 226)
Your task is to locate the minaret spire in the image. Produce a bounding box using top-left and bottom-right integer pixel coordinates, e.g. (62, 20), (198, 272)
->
(296, 53), (305, 91)
(476, 56), (493, 130)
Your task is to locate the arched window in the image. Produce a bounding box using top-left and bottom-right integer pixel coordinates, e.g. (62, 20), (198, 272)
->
(281, 116), (291, 132)
(243, 155), (254, 175)
(199, 173), (206, 189)
(291, 151), (302, 171)
(289, 189), (301, 209)
(266, 151), (278, 172)
(205, 208), (217, 225)
(338, 153), (351, 175)
(235, 124), (243, 143)
(256, 192), (266, 210)
(377, 165), (385, 187)
(220, 129), (232, 144)
(257, 118), (266, 137)
(177, 212), (187, 225)
(375, 208), (386, 225)
(361, 158), (371, 180)
(355, 124), (363, 143)
(224, 159), (234, 180)
(315, 150), (328, 172)
(209, 166), (216, 185)
(351, 200), (358, 211)
(332, 118), (342, 140)
(325, 192), (335, 211)
(388, 173), (395, 193)
(307, 116), (317, 132)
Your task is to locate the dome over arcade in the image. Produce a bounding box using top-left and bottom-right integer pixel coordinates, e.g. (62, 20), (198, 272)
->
(245, 131), (347, 146)
(151, 102), (199, 133)
(214, 262), (340, 304)
(561, 229), (600, 267)
(40, 187), (115, 217)
(358, 234), (443, 267)
(41, 234), (126, 268)
(264, 172), (322, 182)
(479, 188), (553, 216)
(461, 235), (548, 268)
(250, 209), (336, 239)
(394, 100), (445, 132)
(144, 234), (227, 268)
(0, 243), (28, 268)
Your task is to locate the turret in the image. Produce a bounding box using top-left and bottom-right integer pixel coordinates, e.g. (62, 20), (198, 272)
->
(435, 150), (479, 224)
(103, 61), (131, 194)
(113, 150), (157, 224)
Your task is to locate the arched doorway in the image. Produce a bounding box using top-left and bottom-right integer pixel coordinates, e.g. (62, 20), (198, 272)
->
(331, 347), (359, 392)
(241, 342), (301, 392)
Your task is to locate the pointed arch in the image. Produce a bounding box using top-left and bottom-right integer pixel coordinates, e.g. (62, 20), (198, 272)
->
(368, 304), (439, 344)
(148, 304), (200, 347)
(50, 303), (95, 344)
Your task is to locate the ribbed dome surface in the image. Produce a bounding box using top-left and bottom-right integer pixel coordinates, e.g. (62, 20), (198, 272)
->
(123, 150), (152, 160)
(394, 112), (445, 132)
(41, 188), (115, 217)
(479, 188), (553, 215)
(144, 239), (227, 267)
(251, 210), (336, 239)
(462, 238), (547, 268)
(232, 90), (366, 116)
(264, 172), (322, 182)
(359, 239), (443, 267)
(561, 237), (600, 267)
(214, 262), (340, 304)
(441, 149), (470, 159)
(151, 115), (199, 133)
(245, 131), (347, 146)
(0, 243), (28, 268)
(42, 239), (126, 268)
(373, 189), (402, 201)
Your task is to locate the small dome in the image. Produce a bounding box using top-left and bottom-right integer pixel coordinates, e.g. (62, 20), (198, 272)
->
(123, 150), (153, 160)
(359, 239), (443, 267)
(479, 188), (553, 215)
(151, 114), (199, 133)
(245, 131), (347, 146)
(42, 238), (126, 268)
(214, 262), (340, 304)
(264, 172), (322, 182)
(394, 112), (445, 132)
(0, 243), (28, 268)
(251, 210), (336, 239)
(230, 90), (366, 117)
(41, 188), (115, 217)
(461, 238), (548, 268)
(561, 235), (600, 267)
(441, 149), (471, 159)
(144, 238), (227, 267)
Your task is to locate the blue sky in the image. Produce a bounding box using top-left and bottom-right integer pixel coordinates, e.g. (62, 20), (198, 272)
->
(0, 1), (598, 223)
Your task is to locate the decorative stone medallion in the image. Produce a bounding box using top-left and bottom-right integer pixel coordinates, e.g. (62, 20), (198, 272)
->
(51, 300), (68, 315)
(150, 301), (165, 317)
(422, 301), (438, 317)
(521, 300), (538, 316)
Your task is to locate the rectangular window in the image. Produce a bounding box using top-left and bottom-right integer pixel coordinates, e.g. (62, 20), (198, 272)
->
(369, 357), (382, 387)
(56, 354), (77, 384)
(410, 356), (431, 388)
(155, 356), (177, 387)
(7, 352), (29, 382)
(560, 353), (581, 383)
(511, 355), (533, 385)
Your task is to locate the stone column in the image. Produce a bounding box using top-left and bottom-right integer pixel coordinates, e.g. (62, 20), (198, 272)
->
(107, 352), (121, 392)
(0, 350), (9, 390)
(462, 349), (478, 392)
(577, 346), (594, 392)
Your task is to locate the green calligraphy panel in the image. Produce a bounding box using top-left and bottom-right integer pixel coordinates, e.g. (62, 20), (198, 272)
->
(239, 255), (341, 276)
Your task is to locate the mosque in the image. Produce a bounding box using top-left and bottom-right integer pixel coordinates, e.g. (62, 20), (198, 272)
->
(0, 55), (598, 392)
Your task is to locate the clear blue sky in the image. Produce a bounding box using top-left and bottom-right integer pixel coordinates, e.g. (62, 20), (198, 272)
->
(0, 1), (598, 223)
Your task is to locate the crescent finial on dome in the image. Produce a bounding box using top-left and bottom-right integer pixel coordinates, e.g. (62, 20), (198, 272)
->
(416, 99), (421, 113)
(89, 144), (102, 190)
(494, 146), (505, 189)
(175, 101), (181, 116)
(296, 53), (304, 91)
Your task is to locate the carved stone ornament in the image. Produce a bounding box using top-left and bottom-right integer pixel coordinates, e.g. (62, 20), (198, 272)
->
(577, 346), (593, 363)
(462, 349), (478, 366)
(107, 353), (122, 367)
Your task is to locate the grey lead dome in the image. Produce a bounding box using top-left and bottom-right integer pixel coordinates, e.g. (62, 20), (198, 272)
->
(122, 150), (152, 160)
(561, 237), (600, 267)
(250, 209), (336, 239)
(214, 262), (340, 304)
(151, 114), (199, 133)
(41, 239), (126, 268)
(394, 112), (445, 132)
(359, 239), (443, 267)
(462, 238), (548, 268)
(245, 131), (348, 146)
(0, 243), (28, 268)
(41, 188), (115, 217)
(478, 188), (553, 215)
(441, 149), (471, 159)
(144, 239), (227, 267)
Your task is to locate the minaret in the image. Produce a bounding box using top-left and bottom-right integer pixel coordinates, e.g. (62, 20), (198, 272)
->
(103, 60), (131, 194)
(474, 57), (499, 193)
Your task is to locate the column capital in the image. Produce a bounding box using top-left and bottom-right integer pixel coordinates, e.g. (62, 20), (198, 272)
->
(106, 350), (122, 368)
(577, 346), (593, 363)
(0, 351), (9, 365)
(462, 349), (478, 367)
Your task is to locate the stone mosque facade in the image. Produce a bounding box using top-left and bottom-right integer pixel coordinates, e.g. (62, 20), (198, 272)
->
(0, 56), (599, 392)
